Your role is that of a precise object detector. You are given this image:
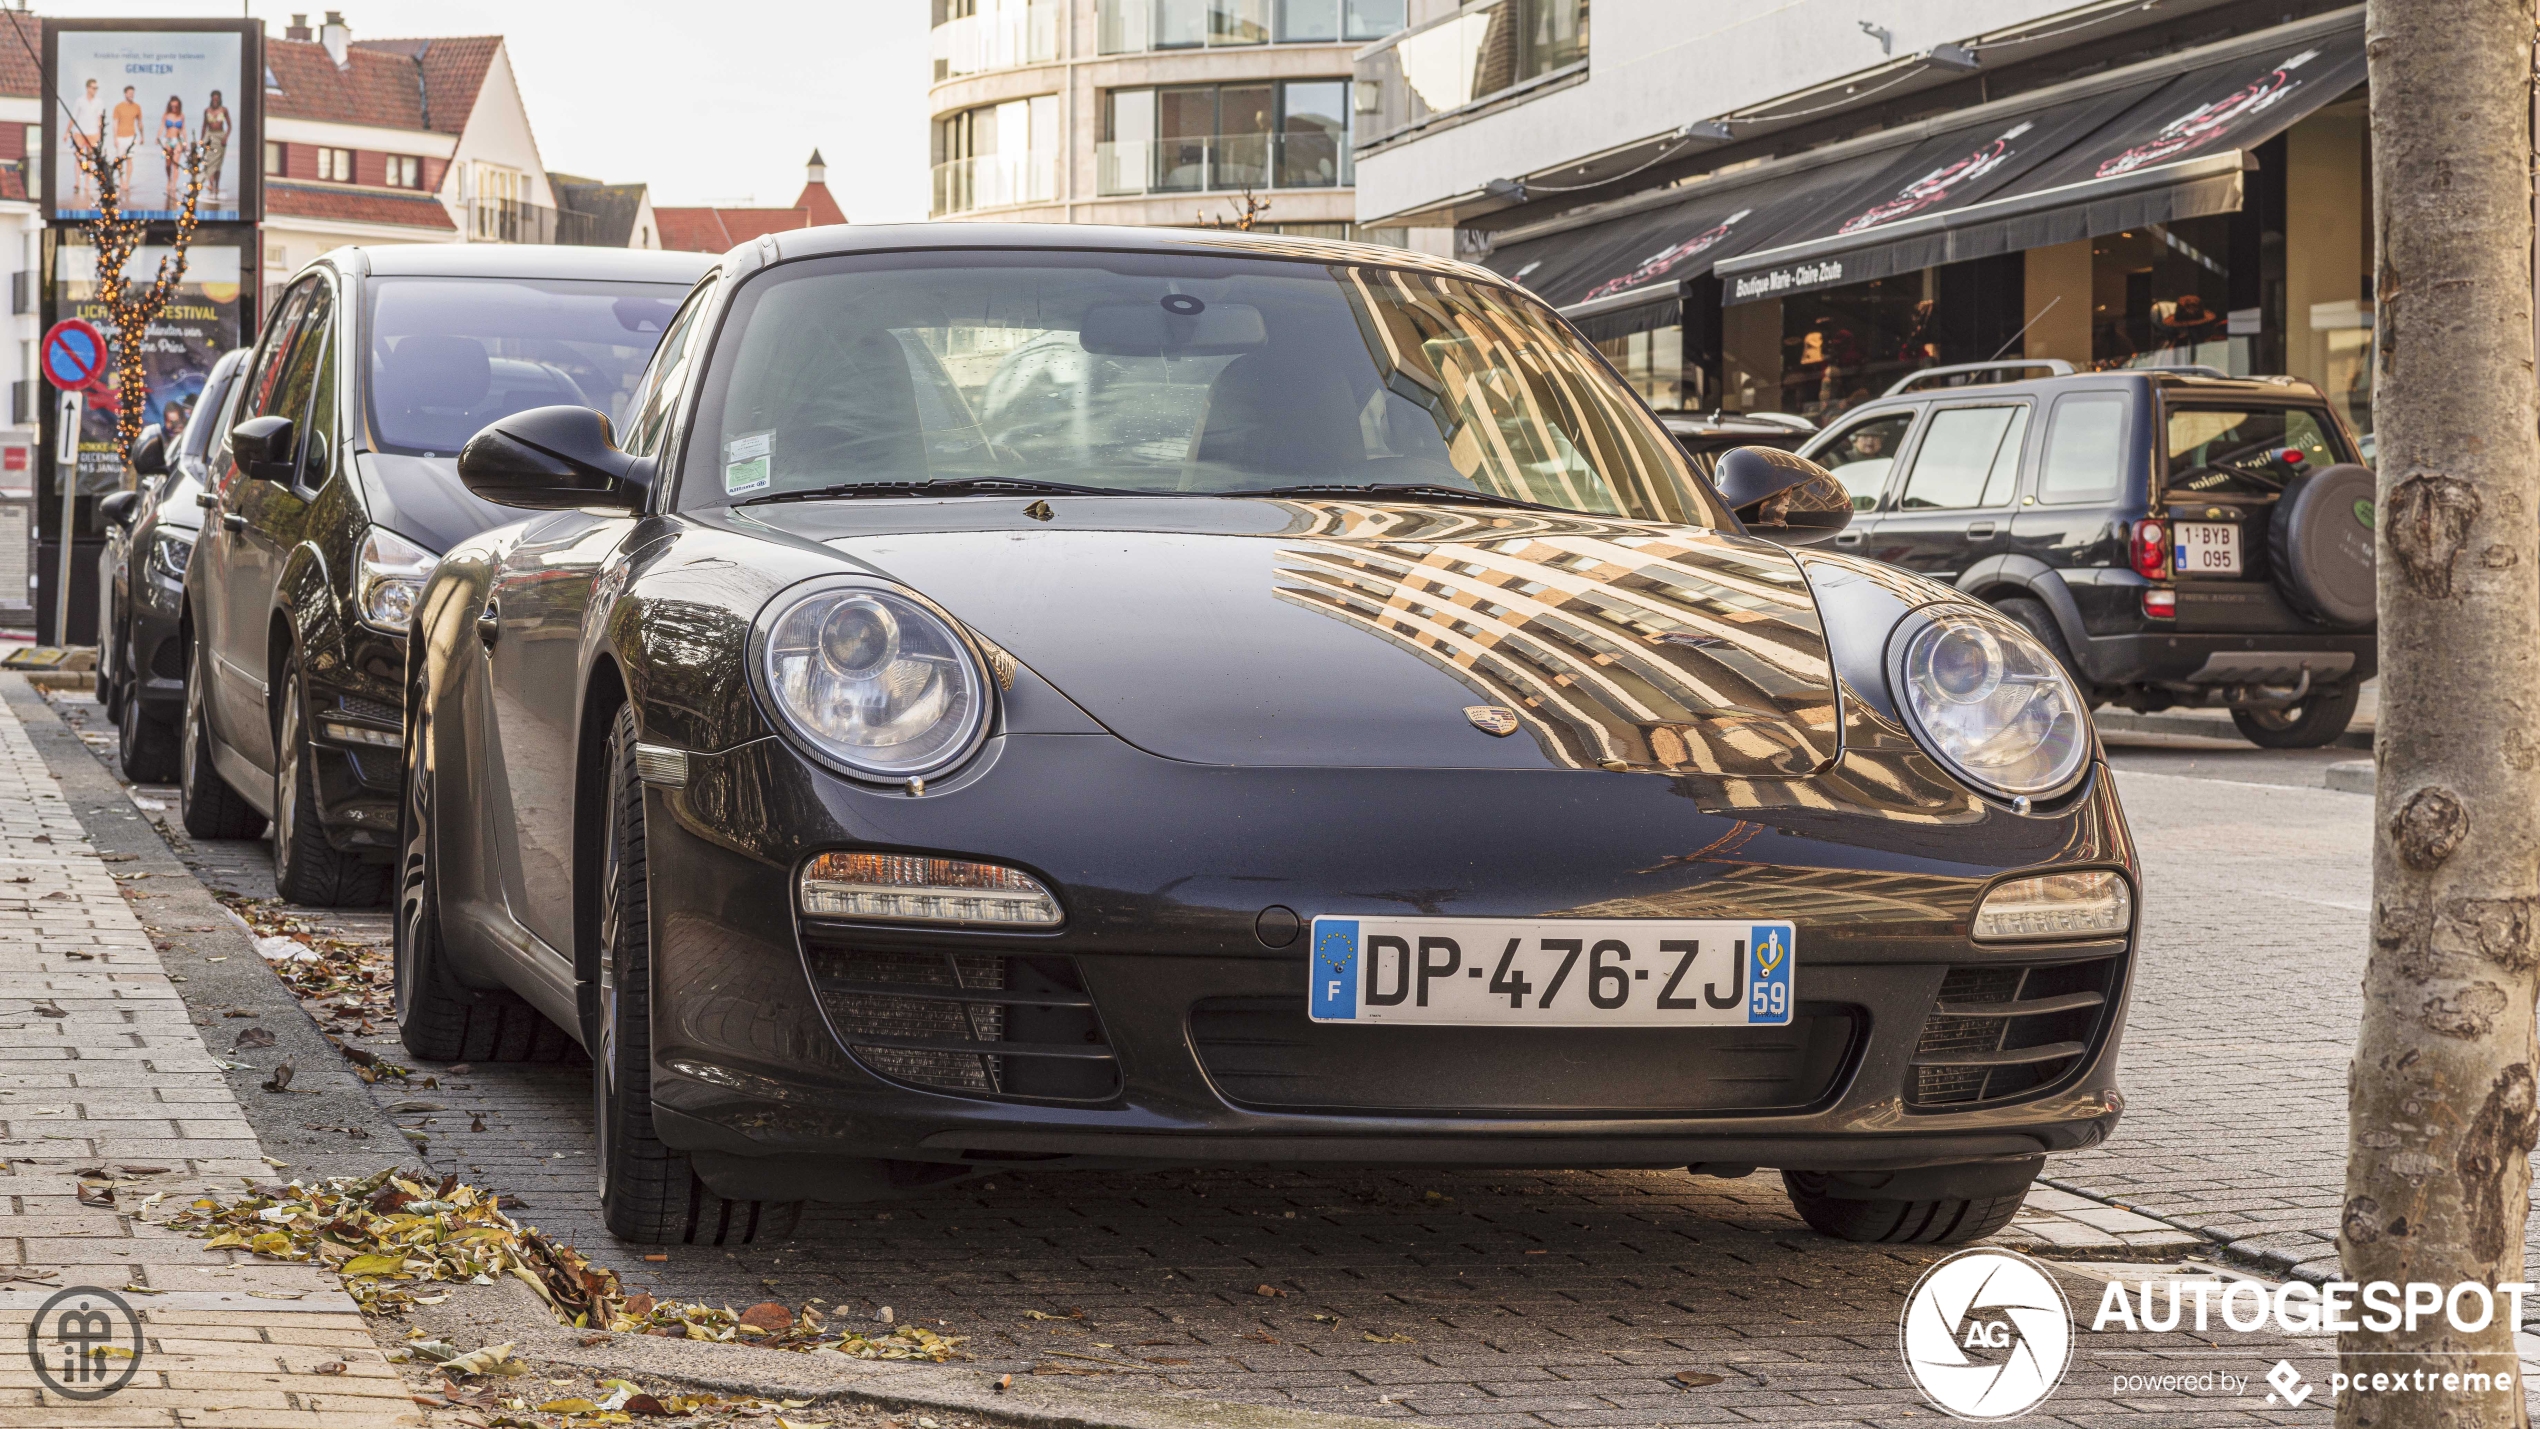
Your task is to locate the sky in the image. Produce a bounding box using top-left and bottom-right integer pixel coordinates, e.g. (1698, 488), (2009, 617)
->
(21, 0), (936, 220)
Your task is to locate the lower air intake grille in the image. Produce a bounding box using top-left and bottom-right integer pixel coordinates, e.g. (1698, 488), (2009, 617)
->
(1909, 957), (2120, 1108)
(801, 935), (1117, 1103)
(1191, 996), (1860, 1115)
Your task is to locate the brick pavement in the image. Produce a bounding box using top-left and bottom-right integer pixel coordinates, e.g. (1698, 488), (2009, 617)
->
(0, 673), (414, 1427)
(31, 683), (2418, 1424)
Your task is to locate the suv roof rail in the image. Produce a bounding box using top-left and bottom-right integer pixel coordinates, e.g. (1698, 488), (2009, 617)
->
(2143, 364), (2235, 380)
(1883, 359), (2076, 396)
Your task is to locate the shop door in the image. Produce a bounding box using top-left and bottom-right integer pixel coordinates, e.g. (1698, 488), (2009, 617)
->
(1860, 401), (2031, 582)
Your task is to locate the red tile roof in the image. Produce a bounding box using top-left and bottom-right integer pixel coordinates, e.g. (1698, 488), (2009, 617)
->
(268, 38), (428, 130)
(795, 180), (847, 226)
(350, 37), (501, 136)
(0, 15), (41, 99)
(267, 180), (456, 231)
(655, 205), (818, 253)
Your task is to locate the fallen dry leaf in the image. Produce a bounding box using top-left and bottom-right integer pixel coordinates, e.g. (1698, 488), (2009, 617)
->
(262, 1058), (295, 1092)
(234, 1027), (277, 1050)
(1254, 1284), (1288, 1298)
(1675, 1371), (1726, 1388)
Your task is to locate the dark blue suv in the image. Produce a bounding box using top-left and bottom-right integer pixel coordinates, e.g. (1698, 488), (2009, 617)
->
(1795, 361), (2376, 747)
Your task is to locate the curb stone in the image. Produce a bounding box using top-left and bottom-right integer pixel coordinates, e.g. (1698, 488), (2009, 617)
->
(413, 1279), (1407, 1429)
(2324, 758), (2374, 794)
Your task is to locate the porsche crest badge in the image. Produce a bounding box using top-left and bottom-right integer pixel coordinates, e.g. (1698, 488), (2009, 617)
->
(1464, 705), (1520, 737)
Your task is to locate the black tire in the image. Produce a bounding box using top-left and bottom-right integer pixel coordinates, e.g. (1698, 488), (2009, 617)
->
(271, 654), (391, 907)
(593, 702), (796, 1246)
(393, 666), (570, 1064)
(1782, 1170), (2030, 1245)
(118, 680), (179, 784)
(1992, 596), (2099, 705)
(2231, 685), (2361, 749)
(178, 631), (267, 840)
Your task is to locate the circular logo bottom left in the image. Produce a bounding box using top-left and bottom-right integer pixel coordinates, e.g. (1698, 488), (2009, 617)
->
(28, 1285), (144, 1401)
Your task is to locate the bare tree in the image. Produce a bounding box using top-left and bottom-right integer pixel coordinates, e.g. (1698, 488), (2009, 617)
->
(2339, 0), (2540, 1422)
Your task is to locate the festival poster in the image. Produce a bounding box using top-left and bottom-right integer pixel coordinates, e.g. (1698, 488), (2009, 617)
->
(49, 26), (253, 222)
(55, 243), (241, 494)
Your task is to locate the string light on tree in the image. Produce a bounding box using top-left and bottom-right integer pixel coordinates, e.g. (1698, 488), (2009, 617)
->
(66, 114), (207, 462)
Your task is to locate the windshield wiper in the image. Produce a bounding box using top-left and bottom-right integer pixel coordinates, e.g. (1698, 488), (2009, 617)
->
(1226, 482), (1579, 515)
(737, 476), (1135, 506)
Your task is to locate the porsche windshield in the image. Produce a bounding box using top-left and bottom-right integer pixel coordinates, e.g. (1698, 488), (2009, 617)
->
(681, 249), (1721, 525)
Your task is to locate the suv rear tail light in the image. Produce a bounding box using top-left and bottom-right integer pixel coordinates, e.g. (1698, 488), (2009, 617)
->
(2142, 588), (2176, 618)
(2129, 519), (2168, 580)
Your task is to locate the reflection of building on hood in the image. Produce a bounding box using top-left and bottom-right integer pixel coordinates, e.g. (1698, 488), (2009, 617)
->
(1839, 124), (2030, 235)
(1581, 210), (1751, 303)
(2096, 50), (2316, 178)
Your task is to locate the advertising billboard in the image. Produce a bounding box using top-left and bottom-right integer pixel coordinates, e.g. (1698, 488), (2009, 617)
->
(43, 19), (261, 224)
(54, 241), (243, 493)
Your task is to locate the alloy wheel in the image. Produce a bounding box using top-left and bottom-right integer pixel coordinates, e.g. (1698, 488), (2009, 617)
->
(594, 751), (627, 1197)
(393, 707), (430, 1027)
(274, 678), (304, 872)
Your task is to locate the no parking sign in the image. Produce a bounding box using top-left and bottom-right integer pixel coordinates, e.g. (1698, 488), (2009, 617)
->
(39, 319), (104, 391)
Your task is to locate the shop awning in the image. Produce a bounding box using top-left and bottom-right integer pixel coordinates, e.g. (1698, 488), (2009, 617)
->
(1713, 24), (2367, 303)
(1482, 148), (1899, 318)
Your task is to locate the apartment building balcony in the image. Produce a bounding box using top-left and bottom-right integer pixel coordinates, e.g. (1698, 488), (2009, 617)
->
(932, 152), (1061, 216)
(1354, 0), (1588, 150)
(932, 3), (1063, 81)
(1096, 132), (1351, 197)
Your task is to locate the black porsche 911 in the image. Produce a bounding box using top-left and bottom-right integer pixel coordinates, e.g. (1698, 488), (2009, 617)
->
(399, 224), (2137, 1248)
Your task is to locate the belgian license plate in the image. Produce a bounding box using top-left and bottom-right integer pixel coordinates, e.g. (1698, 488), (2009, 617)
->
(2173, 521), (2242, 574)
(1306, 917), (1794, 1027)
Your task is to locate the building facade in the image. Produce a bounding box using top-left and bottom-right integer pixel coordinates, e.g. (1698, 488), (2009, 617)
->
(928, 0), (1408, 237)
(1354, 0), (2376, 440)
(655, 152), (848, 252)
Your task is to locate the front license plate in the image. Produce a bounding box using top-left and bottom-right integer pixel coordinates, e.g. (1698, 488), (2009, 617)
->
(2172, 521), (2242, 574)
(1306, 917), (1794, 1027)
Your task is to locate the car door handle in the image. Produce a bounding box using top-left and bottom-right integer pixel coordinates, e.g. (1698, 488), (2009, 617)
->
(1965, 521), (1997, 538)
(195, 491), (215, 509)
(1833, 531), (1863, 546)
(220, 512), (245, 531)
(477, 599), (500, 647)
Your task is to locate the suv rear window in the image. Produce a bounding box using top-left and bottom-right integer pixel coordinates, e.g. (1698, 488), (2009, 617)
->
(2166, 407), (2344, 496)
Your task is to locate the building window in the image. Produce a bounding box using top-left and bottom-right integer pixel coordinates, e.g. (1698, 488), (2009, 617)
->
(263, 141), (283, 175)
(932, 95), (1059, 215)
(385, 155), (421, 189)
(316, 147), (353, 182)
(1359, 0), (1587, 143)
(1100, 80), (1351, 195)
(1099, 0), (1401, 53)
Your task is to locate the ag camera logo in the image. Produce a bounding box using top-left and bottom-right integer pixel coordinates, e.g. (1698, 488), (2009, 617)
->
(1900, 1249), (2073, 1419)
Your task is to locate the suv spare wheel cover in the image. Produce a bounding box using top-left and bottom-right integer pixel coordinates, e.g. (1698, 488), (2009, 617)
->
(2268, 462), (2376, 629)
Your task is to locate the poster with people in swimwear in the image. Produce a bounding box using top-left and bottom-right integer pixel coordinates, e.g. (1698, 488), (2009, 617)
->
(46, 23), (259, 223)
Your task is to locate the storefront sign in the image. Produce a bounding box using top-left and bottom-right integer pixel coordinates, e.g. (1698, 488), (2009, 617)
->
(1730, 260), (1847, 302)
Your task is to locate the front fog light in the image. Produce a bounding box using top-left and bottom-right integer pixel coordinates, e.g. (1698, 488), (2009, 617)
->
(1972, 870), (2132, 942)
(797, 852), (1061, 927)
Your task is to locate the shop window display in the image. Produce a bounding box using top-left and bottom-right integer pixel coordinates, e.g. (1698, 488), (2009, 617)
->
(2091, 216), (2240, 372)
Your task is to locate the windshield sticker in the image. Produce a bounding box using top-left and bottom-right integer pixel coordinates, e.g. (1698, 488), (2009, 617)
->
(724, 432), (773, 495)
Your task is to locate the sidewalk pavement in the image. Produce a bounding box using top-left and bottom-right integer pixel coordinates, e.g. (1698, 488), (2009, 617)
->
(0, 674), (415, 1425)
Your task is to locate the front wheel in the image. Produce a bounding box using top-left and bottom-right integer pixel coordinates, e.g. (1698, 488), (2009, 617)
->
(271, 655), (390, 907)
(118, 680), (179, 784)
(2230, 685), (2360, 749)
(593, 702), (792, 1246)
(178, 631), (267, 840)
(1781, 1164), (2037, 1245)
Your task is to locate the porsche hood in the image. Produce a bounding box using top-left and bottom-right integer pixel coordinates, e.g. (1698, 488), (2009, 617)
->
(794, 501), (1842, 778)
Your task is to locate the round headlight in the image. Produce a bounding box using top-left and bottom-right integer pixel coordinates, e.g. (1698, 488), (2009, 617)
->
(1893, 604), (2089, 800)
(758, 582), (989, 780)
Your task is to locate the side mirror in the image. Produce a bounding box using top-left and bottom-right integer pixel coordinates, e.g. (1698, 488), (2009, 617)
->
(97, 490), (140, 528)
(458, 405), (644, 511)
(232, 415), (297, 484)
(129, 424), (167, 478)
(1712, 446), (1854, 547)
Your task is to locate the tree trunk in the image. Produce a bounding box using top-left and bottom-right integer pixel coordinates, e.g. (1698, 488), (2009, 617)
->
(2340, 0), (2540, 1423)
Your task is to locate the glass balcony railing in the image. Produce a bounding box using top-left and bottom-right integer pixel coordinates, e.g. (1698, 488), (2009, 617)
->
(1098, 0), (1404, 55)
(932, 3), (1062, 80)
(932, 152), (1061, 216)
(1353, 0), (1587, 147)
(1095, 131), (1353, 196)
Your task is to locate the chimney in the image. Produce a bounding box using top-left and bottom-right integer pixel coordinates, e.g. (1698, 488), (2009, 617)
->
(320, 11), (351, 69)
(285, 13), (312, 41)
(806, 149), (827, 186)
